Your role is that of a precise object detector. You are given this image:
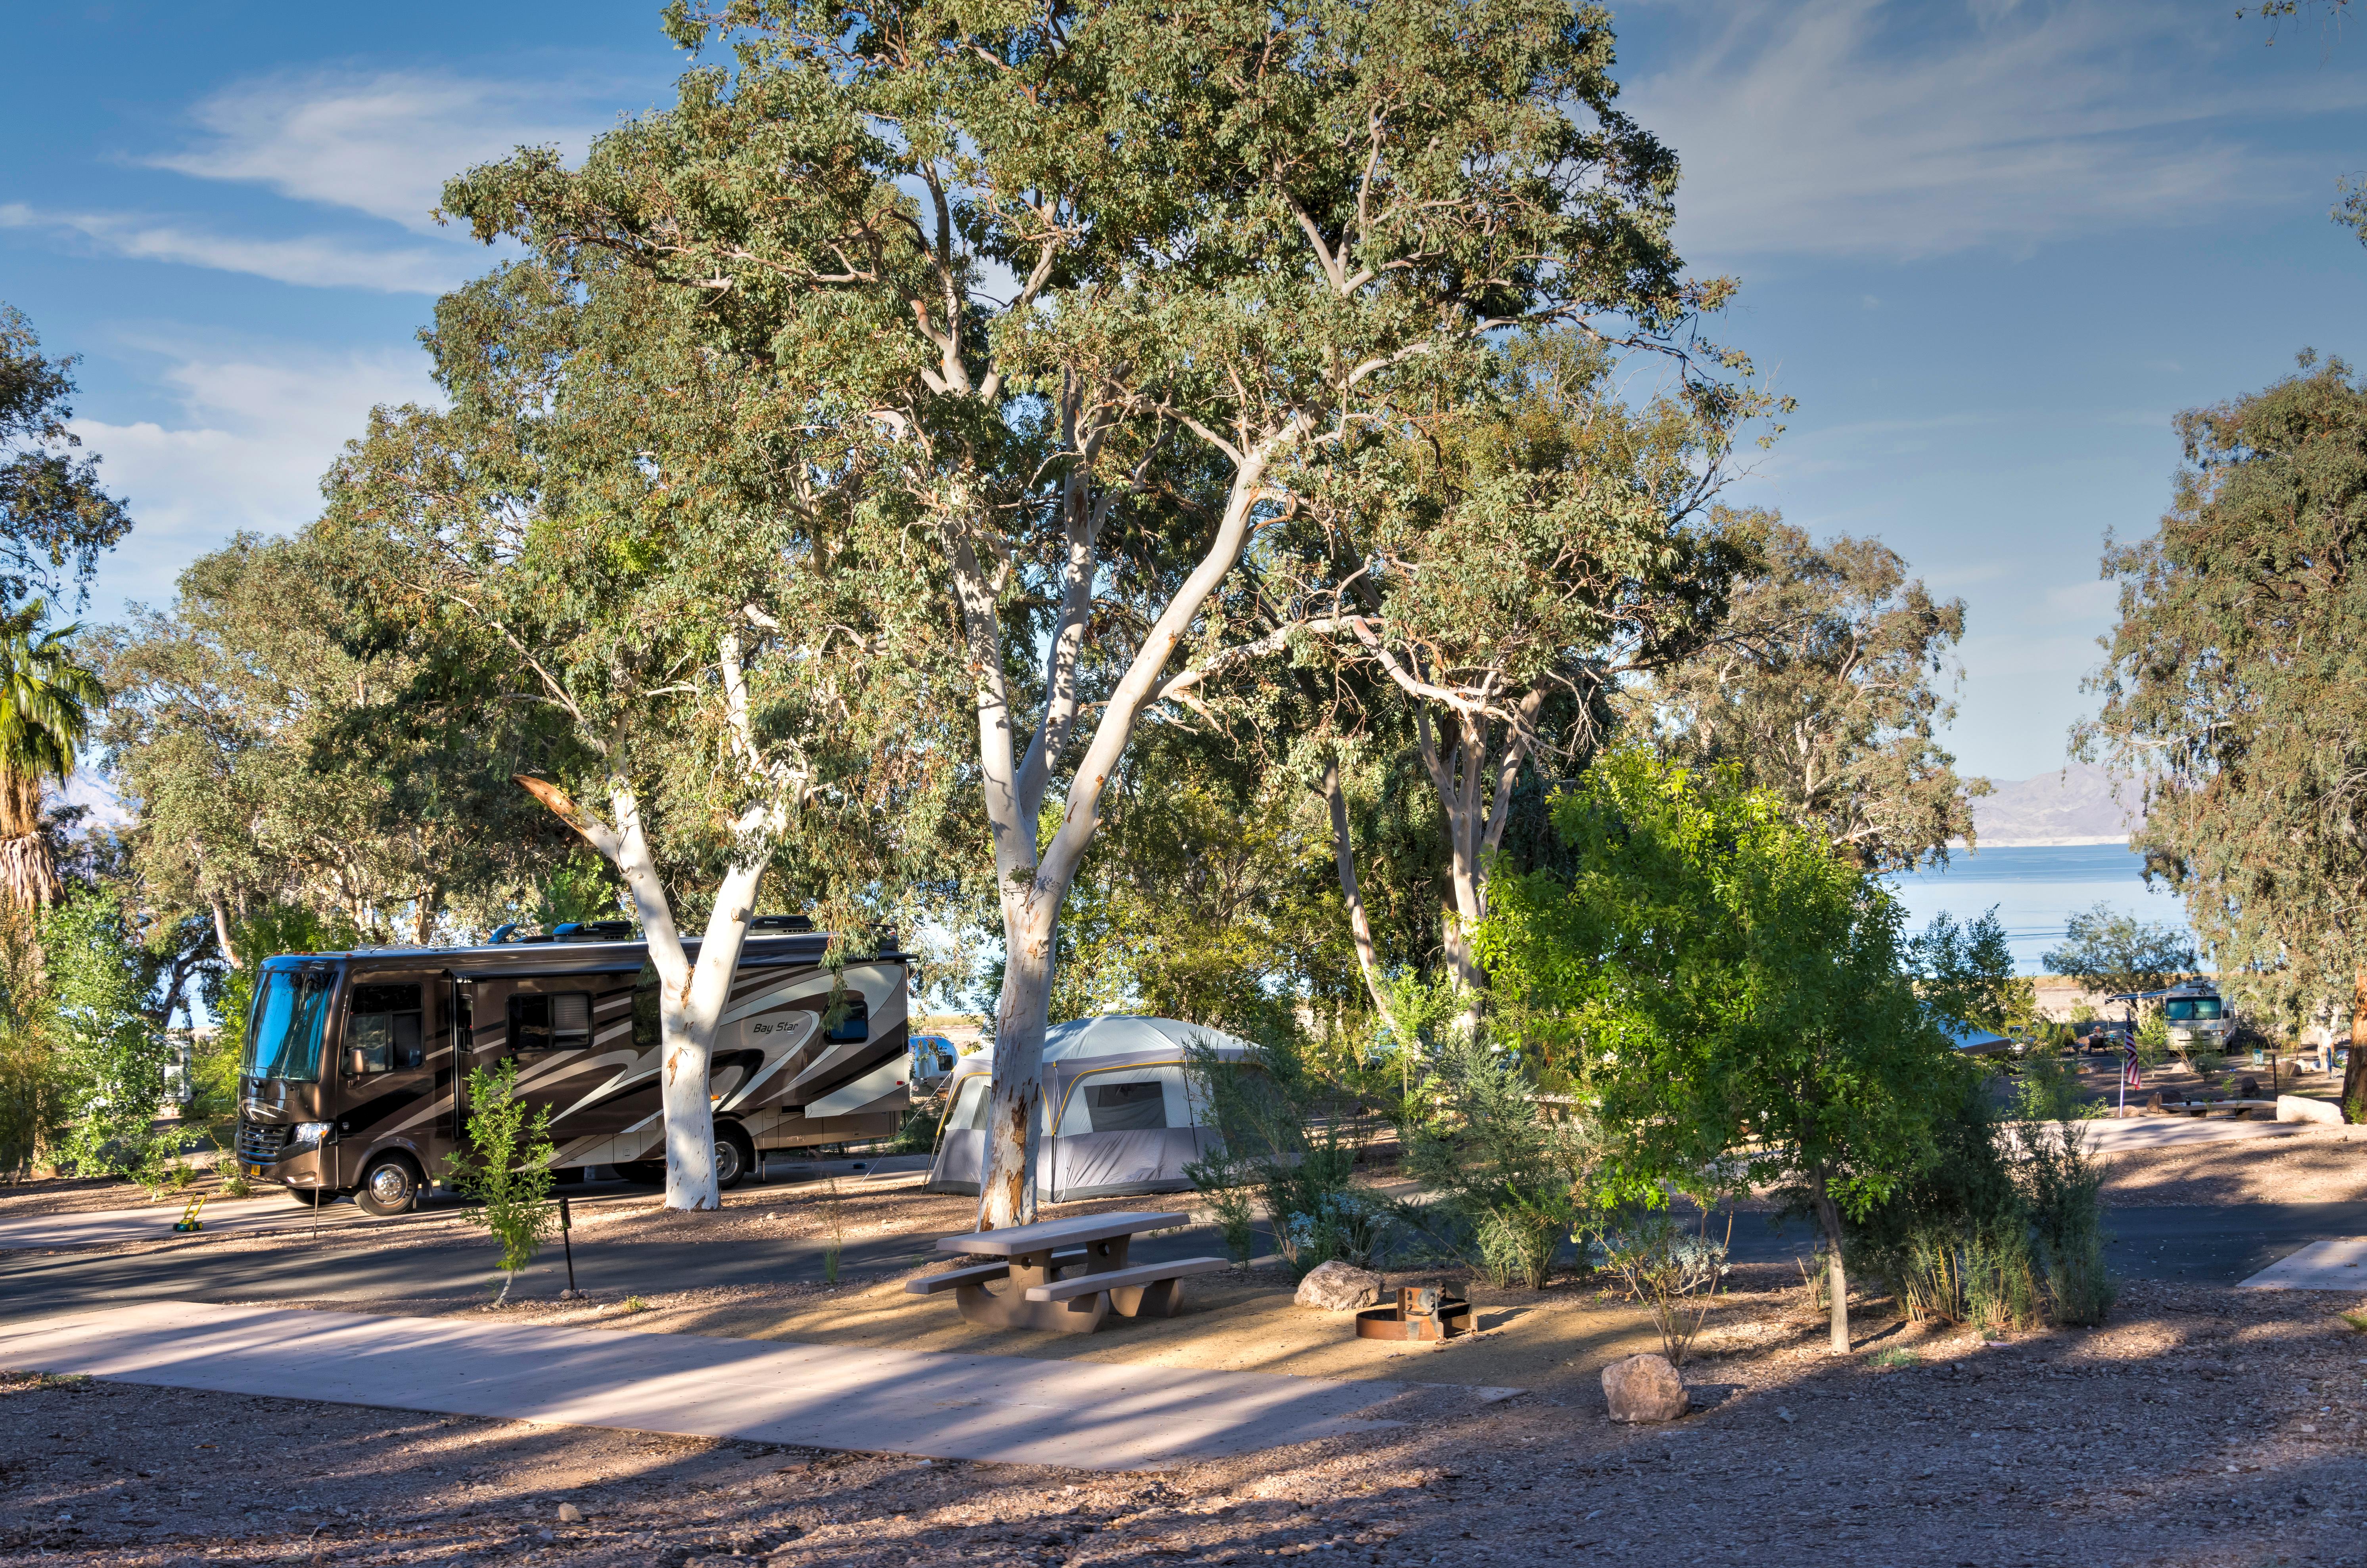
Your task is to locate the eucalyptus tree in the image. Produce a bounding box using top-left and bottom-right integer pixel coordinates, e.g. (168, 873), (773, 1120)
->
(1191, 332), (1757, 1026)
(2079, 354), (2367, 1116)
(0, 304), (132, 610)
(1650, 523), (1986, 873)
(442, 0), (1714, 1224)
(324, 256), (946, 1209)
(100, 530), (575, 949)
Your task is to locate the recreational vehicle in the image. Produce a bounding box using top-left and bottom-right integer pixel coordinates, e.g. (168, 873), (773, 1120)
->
(233, 923), (911, 1216)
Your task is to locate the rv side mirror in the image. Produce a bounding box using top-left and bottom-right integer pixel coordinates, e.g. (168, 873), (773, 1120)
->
(347, 1048), (369, 1076)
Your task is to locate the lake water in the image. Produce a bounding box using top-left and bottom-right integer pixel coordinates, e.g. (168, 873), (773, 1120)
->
(1884, 843), (2195, 975)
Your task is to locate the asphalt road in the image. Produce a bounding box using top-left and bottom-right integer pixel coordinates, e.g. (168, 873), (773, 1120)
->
(1720, 1202), (2367, 1285)
(0, 1185), (1273, 1315)
(0, 1192), (2358, 1319)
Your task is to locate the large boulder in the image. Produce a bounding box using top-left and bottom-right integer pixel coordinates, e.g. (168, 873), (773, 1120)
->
(2277, 1093), (2345, 1126)
(1295, 1260), (1385, 1311)
(1601, 1353), (1688, 1423)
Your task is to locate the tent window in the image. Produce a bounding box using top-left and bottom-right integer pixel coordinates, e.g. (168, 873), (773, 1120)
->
(1085, 1081), (1167, 1132)
(949, 1076), (991, 1131)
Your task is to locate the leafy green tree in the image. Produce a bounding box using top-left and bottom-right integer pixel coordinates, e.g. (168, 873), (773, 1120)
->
(1479, 747), (1958, 1352)
(0, 601), (103, 909)
(2079, 354), (2367, 1116)
(445, 1058), (560, 1306)
(100, 529), (578, 950)
(441, 0), (1716, 1227)
(1650, 523), (1987, 873)
(2041, 903), (2194, 1004)
(0, 304), (132, 609)
(44, 885), (172, 1177)
(1908, 907), (2029, 1035)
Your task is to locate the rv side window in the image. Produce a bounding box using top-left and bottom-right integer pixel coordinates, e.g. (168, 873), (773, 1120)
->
(822, 997), (869, 1044)
(632, 971), (660, 1053)
(508, 992), (593, 1052)
(348, 983), (424, 1075)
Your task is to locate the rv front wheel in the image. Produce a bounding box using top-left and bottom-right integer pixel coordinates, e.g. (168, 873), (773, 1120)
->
(356, 1153), (421, 1218)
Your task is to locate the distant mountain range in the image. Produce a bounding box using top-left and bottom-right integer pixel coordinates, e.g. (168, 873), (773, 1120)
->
(1968, 763), (2144, 848)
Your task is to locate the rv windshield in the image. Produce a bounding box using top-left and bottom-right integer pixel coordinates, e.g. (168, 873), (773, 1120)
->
(243, 966), (336, 1082)
(2164, 998), (2223, 1022)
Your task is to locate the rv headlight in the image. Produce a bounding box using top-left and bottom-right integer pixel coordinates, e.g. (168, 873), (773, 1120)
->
(286, 1121), (333, 1151)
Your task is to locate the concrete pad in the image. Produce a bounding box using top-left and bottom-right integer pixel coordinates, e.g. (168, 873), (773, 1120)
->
(2234, 1237), (2367, 1290)
(0, 1190), (651, 1251)
(2077, 1118), (2304, 1154)
(0, 1195), (331, 1249)
(0, 1300), (1427, 1470)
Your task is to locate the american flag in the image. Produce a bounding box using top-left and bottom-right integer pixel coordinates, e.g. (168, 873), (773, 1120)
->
(2122, 1042), (2142, 1090)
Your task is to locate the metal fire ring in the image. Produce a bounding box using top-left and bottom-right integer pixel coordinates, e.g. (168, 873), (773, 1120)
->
(1355, 1285), (1473, 1341)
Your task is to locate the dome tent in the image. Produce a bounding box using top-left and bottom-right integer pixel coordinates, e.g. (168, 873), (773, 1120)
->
(924, 1016), (1262, 1202)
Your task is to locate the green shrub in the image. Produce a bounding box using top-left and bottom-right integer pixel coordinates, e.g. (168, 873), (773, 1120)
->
(443, 1059), (558, 1306)
(1589, 1209), (1731, 1364)
(1184, 1031), (1393, 1279)
(1401, 1032), (1596, 1290)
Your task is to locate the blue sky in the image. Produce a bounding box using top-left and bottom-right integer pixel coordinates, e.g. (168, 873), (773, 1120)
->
(5, 0), (2365, 785)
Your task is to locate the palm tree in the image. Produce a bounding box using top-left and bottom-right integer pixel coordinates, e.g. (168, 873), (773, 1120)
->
(0, 602), (103, 909)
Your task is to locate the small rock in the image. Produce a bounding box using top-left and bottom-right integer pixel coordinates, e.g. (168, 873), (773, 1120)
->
(1600, 1353), (1688, 1422)
(1775, 1406), (1797, 1424)
(556, 1503), (585, 1524)
(1294, 1260), (1386, 1312)
(2237, 1075), (2261, 1099)
(2144, 1091), (2164, 1114)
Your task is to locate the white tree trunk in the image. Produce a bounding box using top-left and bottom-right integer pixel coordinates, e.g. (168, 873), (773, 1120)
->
(1320, 758), (1398, 1038)
(970, 427), (1299, 1227)
(978, 898), (1057, 1228)
(515, 771), (780, 1213)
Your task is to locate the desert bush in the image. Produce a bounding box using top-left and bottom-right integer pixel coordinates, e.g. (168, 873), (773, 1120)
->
(1401, 1032), (1597, 1289)
(1179, 1139), (1261, 1269)
(1184, 1032), (1394, 1278)
(1590, 1209), (1731, 1364)
(2011, 1077), (2116, 1327)
(443, 1058), (558, 1305)
(1844, 1074), (2040, 1331)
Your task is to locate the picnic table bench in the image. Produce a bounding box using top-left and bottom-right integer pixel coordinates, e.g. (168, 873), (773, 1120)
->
(905, 1210), (1229, 1334)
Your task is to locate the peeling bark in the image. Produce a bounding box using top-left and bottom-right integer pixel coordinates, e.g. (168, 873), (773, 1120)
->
(2346, 969), (2367, 1122)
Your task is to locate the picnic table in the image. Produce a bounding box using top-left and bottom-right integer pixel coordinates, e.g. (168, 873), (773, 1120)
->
(904, 1209), (1228, 1334)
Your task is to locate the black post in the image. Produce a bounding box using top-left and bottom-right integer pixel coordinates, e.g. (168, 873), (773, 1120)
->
(560, 1193), (577, 1295)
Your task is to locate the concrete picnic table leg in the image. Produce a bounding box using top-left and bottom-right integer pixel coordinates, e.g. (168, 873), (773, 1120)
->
(1079, 1232), (1189, 1320)
(952, 1244), (1109, 1335)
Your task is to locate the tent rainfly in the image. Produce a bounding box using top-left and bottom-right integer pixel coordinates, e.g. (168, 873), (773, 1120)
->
(924, 1016), (1261, 1202)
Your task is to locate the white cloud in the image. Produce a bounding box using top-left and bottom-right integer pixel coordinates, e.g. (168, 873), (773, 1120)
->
(148, 68), (611, 232)
(0, 203), (465, 295)
(70, 336), (439, 617)
(1624, 0), (2363, 259)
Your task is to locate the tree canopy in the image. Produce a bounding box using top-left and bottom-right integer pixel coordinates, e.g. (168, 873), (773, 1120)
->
(1650, 522), (1985, 873)
(0, 305), (132, 611)
(1478, 747), (1959, 1351)
(2078, 353), (2367, 1112)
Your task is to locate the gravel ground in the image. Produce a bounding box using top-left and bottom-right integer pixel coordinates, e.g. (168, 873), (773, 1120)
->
(2097, 1124), (2367, 1207)
(5, 1277), (2364, 1568)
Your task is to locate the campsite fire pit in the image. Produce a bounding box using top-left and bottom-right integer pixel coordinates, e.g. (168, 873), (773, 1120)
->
(1355, 1285), (1472, 1341)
